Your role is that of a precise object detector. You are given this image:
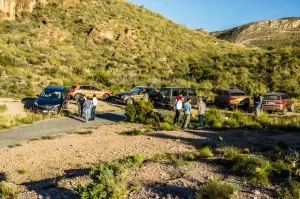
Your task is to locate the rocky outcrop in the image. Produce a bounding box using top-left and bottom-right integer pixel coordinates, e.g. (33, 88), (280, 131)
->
(213, 18), (300, 48)
(31, 25), (72, 45)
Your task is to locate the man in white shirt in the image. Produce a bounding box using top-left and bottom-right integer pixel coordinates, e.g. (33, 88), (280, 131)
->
(91, 94), (98, 120)
(197, 96), (206, 129)
(173, 96), (183, 125)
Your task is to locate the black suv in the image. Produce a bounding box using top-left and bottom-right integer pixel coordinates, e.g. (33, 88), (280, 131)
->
(158, 87), (202, 109)
(115, 86), (160, 105)
(32, 86), (70, 113)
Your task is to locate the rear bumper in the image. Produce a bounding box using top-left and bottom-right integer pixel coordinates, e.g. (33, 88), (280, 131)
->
(262, 106), (283, 112)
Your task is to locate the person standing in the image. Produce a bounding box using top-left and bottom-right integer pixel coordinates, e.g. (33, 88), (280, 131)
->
(197, 97), (206, 129)
(182, 98), (192, 130)
(83, 96), (92, 123)
(253, 93), (259, 112)
(173, 96), (183, 125)
(77, 94), (85, 117)
(91, 94), (98, 120)
(255, 93), (263, 116)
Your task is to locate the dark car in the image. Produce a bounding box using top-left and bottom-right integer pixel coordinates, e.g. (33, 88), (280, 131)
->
(115, 86), (160, 105)
(262, 93), (295, 114)
(158, 87), (201, 109)
(32, 86), (70, 113)
(214, 89), (250, 110)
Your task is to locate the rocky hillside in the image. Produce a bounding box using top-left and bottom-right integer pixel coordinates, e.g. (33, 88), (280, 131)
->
(0, 0), (300, 98)
(213, 18), (300, 48)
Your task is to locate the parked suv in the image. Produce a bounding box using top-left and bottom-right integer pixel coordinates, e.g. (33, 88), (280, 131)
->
(214, 89), (250, 109)
(32, 86), (70, 113)
(158, 87), (201, 109)
(115, 86), (160, 105)
(262, 93), (294, 114)
(69, 85), (113, 101)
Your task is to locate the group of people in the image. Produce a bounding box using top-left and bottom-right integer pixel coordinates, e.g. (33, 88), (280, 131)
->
(76, 94), (98, 122)
(173, 95), (206, 130)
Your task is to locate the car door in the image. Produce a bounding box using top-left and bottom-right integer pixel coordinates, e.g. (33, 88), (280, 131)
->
(79, 86), (90, 97)
(90, 86), (101, 99)
(159, 88), (171, 105)
(282, 94), (289, 108)
(214, 90), (223, 106)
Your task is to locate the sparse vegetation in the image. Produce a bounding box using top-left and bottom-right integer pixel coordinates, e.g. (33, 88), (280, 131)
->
(0, 105), (8, 113)
(0, 182), (14, 198)
(16, 169), (27, 175)
(77, 154), (143, 199)
(198, 146), (214, 158)
(194, 177), (238, 199)
(7, 143), (22, 148)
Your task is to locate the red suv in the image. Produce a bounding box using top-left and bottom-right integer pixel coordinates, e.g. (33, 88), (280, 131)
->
(214, 89), (250, 110)
(262, 93), (295, 114)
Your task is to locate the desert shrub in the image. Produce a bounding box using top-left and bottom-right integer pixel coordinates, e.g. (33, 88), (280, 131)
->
(233, 155), (271, 185)
(119, 154), (143, 168)
(231, 109), (243, 121)
(77, 161), (127, 199)
(223, 118), (239, 128)
(216, 146), (241, 159)
(255, 113), (270, 126)
(121, 129), (143, 136)
(205, 108), (224, 128)
(0, 182), (14, 198)
(199, 146), (214, 158)
(0, 104), (8, 113)
(125, 100), (159, 124)
(277, 180), (300, 199)
(244, 121), (262, 129)
(194, 178), (238, 199)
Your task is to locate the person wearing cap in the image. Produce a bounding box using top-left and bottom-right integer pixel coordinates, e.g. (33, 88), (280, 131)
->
(173, 95), (183, 125)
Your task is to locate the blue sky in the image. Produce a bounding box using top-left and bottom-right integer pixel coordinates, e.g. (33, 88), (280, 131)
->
(128, 0), (300, 32)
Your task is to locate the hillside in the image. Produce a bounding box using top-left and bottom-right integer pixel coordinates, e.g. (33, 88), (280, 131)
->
(0, 0), (299, 98)
(213, 18), (300, 48)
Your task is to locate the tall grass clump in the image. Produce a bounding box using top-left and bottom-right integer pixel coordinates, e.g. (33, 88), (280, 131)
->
(0, 104), (8, 113)
(194, 178), (238, 199)
(77, 154), (143, 199)
(199, 146), (214, 158)
(205, 108), (224, 128)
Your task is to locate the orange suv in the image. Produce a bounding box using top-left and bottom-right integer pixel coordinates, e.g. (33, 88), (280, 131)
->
(69, 85), (113, 101)
(214, 89), (250, 110)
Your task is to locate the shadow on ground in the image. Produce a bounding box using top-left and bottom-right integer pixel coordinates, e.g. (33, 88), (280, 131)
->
(21, 168), (90, 199)
(95, 112), (125, 122)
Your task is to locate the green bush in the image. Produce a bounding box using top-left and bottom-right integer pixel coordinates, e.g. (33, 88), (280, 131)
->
(205, 108), (224, 128)
(244, 121), (262, 129)
(194, 178), (238, 199)
(277, 180), (300, 199)
(125, 100), (159, 124)
(223, 118), (239, 128)
(0, 104), (8, 113)
(233, 155), (271, 185)
(77, 154), (143, 199)
(0, 182), (14, 198)
(119, 154), (144, 168)
(199, 147), (214, 158)
(121, 129), (143, 136)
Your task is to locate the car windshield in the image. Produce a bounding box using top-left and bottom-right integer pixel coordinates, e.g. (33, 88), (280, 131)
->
(230, 92), (246, 96)
(40, 90), (62, 99)
(264, 95), (281, 100)
(129, 87), (142, 93)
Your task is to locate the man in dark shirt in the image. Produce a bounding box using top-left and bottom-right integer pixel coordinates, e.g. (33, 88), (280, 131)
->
(77, 94), (85, 117)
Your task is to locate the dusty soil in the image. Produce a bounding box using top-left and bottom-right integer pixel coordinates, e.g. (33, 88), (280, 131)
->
(0, 98), (26, 116)
(0, 122), (293, 198)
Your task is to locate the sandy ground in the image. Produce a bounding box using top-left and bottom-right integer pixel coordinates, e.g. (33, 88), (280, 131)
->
(0, 123), (196, 184)
(0, 98), (26, 116)
(0, 123), (287, 198)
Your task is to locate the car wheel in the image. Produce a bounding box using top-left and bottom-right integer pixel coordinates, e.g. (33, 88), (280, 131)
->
(290, 104), (295, 112)
(126, 98), (134, 105)
(74, 94), (81, 101)
(102, 93), (110, 101)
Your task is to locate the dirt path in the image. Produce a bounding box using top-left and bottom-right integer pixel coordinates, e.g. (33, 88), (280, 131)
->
(0, 124), (200, 184)
(0, 98), (26, 116)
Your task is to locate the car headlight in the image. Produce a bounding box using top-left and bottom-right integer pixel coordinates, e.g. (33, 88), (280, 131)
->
(34, 101), (38, 107)
(53, 104), (61, 109)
